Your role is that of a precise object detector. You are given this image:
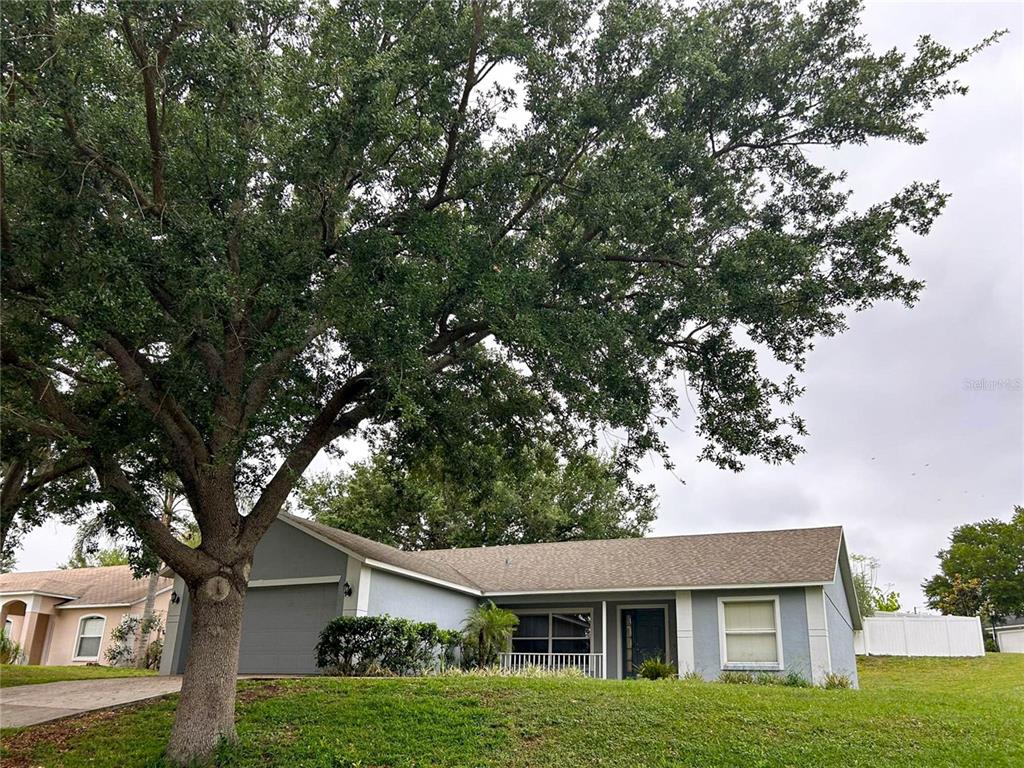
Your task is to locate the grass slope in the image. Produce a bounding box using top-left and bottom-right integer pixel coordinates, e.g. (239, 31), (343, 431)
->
(0, 664), (156, 688)
(1, 656), (1021, 767)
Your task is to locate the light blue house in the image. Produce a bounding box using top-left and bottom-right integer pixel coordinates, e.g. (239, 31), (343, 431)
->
(161, 514), (862, 686)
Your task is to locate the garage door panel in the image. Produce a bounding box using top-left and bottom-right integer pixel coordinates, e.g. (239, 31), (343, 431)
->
(239, 582), (339, 674)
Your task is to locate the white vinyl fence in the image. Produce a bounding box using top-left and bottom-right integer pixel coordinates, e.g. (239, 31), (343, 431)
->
(996, 627), (1024, 653)
(853, 613), (984, 657)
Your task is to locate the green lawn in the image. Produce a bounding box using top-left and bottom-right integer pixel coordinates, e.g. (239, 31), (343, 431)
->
(0, 664), (156, 688)
(1, 655), (1021, 767)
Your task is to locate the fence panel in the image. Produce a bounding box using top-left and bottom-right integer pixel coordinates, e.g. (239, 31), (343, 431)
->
(997, 628), (1024, 653)
(854, 614), (984, 657)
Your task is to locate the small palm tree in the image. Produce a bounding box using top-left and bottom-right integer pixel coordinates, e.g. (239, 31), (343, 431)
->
(463, 601), (519, 668)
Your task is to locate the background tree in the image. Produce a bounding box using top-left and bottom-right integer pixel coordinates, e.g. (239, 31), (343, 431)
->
(298, 443), (656, 550)
(923, 507), (1024, 625)
(59, 545), (130, 569)
(0, 0), (995, 761)
(851, 553), (901, 616)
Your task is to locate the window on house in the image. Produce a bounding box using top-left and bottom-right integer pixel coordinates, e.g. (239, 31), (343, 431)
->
(511, 611), (592, 654)
(3, 618), (12, 638)
(75, 616), (105, 659)
(720, 598), (781, 668)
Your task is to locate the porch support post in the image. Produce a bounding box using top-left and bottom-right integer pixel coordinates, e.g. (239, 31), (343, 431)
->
(601, 600), (608, 679)
(805, 586), (832, 685)
(674, 590), (694, 676)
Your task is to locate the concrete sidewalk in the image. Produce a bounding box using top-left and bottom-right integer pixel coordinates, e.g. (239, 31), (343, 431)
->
(0, 676), (184, 728)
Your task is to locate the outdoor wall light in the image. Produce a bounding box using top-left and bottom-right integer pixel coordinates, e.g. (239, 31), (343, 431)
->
(170, 591), (181, 605)
(343, 582), (353, 597)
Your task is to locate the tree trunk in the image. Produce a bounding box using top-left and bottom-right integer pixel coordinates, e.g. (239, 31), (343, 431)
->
(165, 575), (246, 765)
(134, 571), (160, 667)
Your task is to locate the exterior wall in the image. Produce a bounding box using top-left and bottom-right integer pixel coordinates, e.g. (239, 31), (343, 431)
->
(42, 591), (171, 667)
(691, 587), (811, 682)
(366, 569), (477, 629)
(824, 570), (859, 685)
(162, 518), (348, 674)
(250, 519), (348, 581)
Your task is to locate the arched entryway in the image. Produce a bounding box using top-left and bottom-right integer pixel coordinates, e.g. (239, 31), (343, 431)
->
(0, 598), (50, 664)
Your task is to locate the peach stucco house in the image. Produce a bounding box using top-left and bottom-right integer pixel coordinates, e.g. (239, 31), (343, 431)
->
(0, 566), (172, 666)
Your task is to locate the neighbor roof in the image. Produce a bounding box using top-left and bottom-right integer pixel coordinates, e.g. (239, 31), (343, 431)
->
(0, 566), (172, 608)
(282, 513), (844, 595)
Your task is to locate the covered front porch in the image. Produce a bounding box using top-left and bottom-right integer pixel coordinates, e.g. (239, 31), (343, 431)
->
(493, 591), (687, 679)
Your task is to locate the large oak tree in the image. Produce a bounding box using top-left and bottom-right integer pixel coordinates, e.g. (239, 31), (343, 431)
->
(0, 0), (994, 762)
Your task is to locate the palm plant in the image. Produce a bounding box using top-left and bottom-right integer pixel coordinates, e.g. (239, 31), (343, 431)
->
(463, 601), (519, 668)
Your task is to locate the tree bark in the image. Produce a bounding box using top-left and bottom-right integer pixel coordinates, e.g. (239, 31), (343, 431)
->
(134, 571), (161, 667)
(165, 574), (247, 765)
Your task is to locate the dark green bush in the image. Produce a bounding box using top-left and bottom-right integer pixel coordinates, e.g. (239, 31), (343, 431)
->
(637, 657), (677, 680)
(315, 615), (450, 676)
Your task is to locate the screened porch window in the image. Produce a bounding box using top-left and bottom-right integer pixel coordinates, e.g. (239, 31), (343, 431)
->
(511, 611), (592, 653)
(719, 598), (782, 669)
(75, 616), (105, 660)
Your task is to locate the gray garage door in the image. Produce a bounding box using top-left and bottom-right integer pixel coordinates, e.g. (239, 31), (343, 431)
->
(238, 582), (339, 674)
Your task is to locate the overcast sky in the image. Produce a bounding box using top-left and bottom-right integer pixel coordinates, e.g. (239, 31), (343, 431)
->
(15, 1), (1023, 613)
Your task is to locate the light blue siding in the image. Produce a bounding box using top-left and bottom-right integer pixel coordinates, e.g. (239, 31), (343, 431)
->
(824, 570), (859, 686)
(691, 587), (811, 681)
(366, 569), (478, 629)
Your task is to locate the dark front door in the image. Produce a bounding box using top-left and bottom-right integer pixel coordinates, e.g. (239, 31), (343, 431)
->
(621, 607), (666, 678)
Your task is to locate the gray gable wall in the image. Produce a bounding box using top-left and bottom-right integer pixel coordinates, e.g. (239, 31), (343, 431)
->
(824, 568), (859, 686)
(250, 519), (348, 581)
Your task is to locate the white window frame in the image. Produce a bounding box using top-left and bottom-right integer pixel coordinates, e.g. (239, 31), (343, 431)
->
(73, 614), (106, 661)
(718, 596), (784, 670)
(510, 608), (593, 654)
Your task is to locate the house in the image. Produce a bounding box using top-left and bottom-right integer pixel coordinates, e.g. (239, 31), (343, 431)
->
(0, 566), (172, 666)
(161, 514), (862, 686)
(994, 620), (1024, 653)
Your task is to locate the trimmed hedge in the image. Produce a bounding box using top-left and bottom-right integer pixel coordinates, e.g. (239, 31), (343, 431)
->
(315, 615), (460, 676)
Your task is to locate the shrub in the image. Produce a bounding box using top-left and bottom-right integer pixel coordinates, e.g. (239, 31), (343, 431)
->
(105, 613), (164, 668)
(984, 636), (999, 653)
(0, 631), (23, 664)
(679, 670), (704, 683)
(462, 602), (519, 668)
(753, 672), (783, 686)
(822, 672), (853, 689)
(718, 671), (755, 685)
(782, 671), (812, 688)
(316, 615), (449, 676)
(637, 657), (677, 680)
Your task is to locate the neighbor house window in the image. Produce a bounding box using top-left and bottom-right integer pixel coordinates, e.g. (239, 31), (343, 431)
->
(511, 611), (592, 654)
(718, 597), (783, 669)
(75, 616), (105, 660)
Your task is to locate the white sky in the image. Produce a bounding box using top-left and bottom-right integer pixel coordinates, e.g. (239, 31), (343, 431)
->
(15, 1), (1023, 613)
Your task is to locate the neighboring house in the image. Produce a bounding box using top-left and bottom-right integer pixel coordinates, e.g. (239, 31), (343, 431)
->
(0, 566), (172, 666)
(995, 621), (1024, 654)
(161, 514), (862, 686)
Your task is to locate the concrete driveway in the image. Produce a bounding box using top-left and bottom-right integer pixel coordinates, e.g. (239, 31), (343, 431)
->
(0, 676), (183, 728)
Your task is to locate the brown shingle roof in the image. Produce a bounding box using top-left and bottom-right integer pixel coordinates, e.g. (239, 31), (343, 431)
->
(408, 526), (844, 593)
(282, 513), (843, 595)
(0, 566), (172, 608)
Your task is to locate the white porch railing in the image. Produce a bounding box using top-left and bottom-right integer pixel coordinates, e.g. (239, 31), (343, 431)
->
(498, 652), (605, 678)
